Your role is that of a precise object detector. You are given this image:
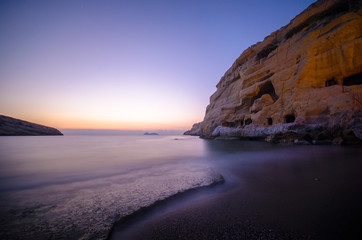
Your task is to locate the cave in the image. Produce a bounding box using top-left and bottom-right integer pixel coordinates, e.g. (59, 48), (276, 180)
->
(285, 1), (351, 40)
(285, 114), (296, 123)
(325, 78), (337, 87)
(222, 122), (236, 128)
(245, 118), (252, 125)
(235, 120), (244, 127)
(343, 72), (362, 86)
(267, 118), (273, 126)
(253, 81), (279, 102)
(256, 43), (279, 61)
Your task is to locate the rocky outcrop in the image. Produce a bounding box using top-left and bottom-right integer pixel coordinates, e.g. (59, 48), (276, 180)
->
(185, 0), (362, 144)
(0, 115), (63, 136)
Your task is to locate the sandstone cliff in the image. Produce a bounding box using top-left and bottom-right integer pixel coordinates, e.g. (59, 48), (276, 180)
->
(185, 0), (362, 144)
(0, 115), (63, 136)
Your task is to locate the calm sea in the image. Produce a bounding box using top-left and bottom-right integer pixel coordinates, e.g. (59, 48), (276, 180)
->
(0, 135), (222, 239)
(1, 135), (361, 240)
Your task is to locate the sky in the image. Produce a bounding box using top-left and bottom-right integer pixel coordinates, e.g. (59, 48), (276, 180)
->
(0, 0), (316, 130)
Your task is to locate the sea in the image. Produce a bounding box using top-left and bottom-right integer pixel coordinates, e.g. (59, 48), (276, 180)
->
(0, 134), (223, 239)
(0, 134), (361, 239)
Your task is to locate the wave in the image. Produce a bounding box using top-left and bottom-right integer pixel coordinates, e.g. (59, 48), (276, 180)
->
(0, 164), (224, 240)
(107, 174), (225, 239)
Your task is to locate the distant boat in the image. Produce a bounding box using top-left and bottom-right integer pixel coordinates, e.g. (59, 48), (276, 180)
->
(144, 132), (159, 135)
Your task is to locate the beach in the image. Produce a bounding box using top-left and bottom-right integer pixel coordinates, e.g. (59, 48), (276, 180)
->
(1, 136), (361, 239)
(110, 143), (362, 240)
(1, 1), (361, 239)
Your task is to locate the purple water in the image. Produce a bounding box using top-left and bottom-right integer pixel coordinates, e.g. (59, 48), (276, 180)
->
(1, 135), (361, 240)
(0, 135), (222, 239)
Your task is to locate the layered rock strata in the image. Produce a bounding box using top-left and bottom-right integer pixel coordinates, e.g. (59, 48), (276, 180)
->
(0, 115), (63, 136)
(185, 0), (362, 144)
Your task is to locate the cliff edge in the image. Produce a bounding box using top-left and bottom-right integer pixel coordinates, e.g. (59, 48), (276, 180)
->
(185, 0), (362, 144)
(0, 115), (63, 136)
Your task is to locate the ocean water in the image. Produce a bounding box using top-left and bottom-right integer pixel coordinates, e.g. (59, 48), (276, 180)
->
(0, 135), (222, 240)
(1, 135), (361, 240)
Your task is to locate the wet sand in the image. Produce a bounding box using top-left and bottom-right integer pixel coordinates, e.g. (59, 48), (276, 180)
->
(110, 143), (362, 240)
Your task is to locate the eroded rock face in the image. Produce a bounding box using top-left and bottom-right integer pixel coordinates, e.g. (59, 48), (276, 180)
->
(185, 0), (362, 144)
(0, 115), (63, 136)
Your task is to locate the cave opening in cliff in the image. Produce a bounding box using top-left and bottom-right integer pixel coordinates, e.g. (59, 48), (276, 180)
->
(222, 122), (236, 128)
(256, 43), (279, 61)
(267, 118), (273, 126)
(325, 78), (337, 87)
(343, 72), (362, 86)
(285, 1), (350, 40)
(285, 114), (295, 123)
(245, 119), (252, 125)
(254, 81), (279, 102)
(235, 120), (244, 127)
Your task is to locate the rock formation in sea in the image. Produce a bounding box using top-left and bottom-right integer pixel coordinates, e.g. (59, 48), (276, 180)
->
(0, 115), (63, 136)
(144, 132), (159, 135)
(185, 0), (362, 144)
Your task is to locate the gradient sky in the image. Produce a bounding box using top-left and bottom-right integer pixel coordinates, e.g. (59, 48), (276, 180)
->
(0, 0), (316, 130)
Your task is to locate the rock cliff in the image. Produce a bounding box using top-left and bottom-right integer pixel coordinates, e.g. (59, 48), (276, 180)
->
(0, 115), (63, 136)
(185, 0), (362, 144)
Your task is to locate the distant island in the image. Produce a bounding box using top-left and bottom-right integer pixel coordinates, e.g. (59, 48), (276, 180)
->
(144, 132), (159, 135)
(0, 115), (63, 136)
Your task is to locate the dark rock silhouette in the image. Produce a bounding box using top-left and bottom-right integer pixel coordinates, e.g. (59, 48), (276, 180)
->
(0, 115), (63, 136)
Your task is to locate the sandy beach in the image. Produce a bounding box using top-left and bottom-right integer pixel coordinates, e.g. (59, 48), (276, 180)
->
(110, 144), (362, 240)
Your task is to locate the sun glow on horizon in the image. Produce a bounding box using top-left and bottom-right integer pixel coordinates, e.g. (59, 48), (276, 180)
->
(0, 74), (206, 130)
(0, 111), (200, 131)
(0, 0), (316, 129)
(0, 71), (207, 130)
(0, 94), (204, 131)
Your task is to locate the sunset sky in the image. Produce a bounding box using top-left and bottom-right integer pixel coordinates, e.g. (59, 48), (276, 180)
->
(0, 0), (315, 130)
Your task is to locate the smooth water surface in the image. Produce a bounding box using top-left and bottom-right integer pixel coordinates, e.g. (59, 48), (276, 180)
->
(0, 135), (221, 239)
(1, 136), (361, 240)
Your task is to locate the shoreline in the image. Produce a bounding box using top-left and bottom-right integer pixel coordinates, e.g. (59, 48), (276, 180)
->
(109, 144), (362, 240)
(108, 177), (227, 240)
